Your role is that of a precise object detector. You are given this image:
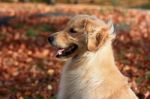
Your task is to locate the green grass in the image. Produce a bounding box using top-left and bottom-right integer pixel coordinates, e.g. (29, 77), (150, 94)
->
(13, 23), (25, 29)
(0, 95), (4, 99)
(52, 96), (57, 99)
(39, 24), (56, 32)
(144, 55), (150, 61)
(26, 24), (56, 37)
(116, 50), (126, 60)
(36, 61), (45, 70)
(145, 73), (150, 79)
(37, 95), (44, 99)
(24, 96), (33, 99)
(26, 28), (38, 38)
(111, 0), (119, 6)
(136, 62), (144, 69)
(10, 87), (17, 93)
(121, 60), (131, 65)
(134, 48), (141, 54)
(136, 77), (144, 84)
(133, 3), (150, 9)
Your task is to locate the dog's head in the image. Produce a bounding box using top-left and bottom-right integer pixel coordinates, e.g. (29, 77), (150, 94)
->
(48, 15), (115, 59)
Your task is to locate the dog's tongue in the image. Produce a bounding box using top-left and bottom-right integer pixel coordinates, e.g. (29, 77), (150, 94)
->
(56, 49), (65, 56)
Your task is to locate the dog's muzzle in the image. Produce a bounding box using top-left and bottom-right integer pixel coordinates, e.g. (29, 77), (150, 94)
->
(48, 36), (78, 58)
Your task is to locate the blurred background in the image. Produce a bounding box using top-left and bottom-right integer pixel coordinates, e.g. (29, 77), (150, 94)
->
(0, 0), (150, 99)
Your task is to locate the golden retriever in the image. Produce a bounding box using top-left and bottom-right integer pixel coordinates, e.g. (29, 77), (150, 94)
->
(48, 15), (138, 99)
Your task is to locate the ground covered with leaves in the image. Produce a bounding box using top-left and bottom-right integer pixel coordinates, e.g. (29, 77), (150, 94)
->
(0, 3), (149, 99)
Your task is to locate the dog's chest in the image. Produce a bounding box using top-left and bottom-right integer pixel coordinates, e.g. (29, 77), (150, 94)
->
(60, 64), (103, 98)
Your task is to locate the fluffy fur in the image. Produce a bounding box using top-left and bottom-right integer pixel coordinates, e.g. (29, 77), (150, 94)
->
(48, 15), (138, 99)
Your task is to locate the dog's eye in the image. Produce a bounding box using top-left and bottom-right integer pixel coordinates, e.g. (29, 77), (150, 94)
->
(69, 28), (77, 33)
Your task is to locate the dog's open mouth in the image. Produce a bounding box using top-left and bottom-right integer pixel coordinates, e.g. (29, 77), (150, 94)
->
(55, 44), (78, 58)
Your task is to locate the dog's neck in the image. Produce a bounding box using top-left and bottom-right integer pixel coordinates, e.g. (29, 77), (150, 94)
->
(67, 40), (126, 81)
(71, 40), (116, 69)
(62, 40), (128, 98)
(87, 40), (115, 67)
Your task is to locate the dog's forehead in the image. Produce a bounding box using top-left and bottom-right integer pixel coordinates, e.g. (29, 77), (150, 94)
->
(68, 15), (87, 25)
(70, 15), (95, 23)
(69, 15), (106, 27)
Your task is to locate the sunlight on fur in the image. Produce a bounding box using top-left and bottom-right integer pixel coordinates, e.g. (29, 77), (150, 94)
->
(48, 15), (138, 99)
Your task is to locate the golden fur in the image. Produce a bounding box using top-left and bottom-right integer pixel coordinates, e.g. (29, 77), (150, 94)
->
(48, 15), (138, 99)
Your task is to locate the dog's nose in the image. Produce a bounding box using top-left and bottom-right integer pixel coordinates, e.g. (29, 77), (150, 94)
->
(48, 36), (54, 43)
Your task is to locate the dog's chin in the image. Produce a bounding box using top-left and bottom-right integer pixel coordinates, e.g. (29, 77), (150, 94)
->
(54, 44), (78, 59)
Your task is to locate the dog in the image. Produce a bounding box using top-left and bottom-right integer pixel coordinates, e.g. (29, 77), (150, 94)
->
(48, 15), (138, 99)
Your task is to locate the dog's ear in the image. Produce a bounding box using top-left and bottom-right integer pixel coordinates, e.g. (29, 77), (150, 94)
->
(107, 20), (114, 34)
(84, 19), (115, 52)
(107, 20), (116, 40)
(84, 18), (104, 51)
(83, 18), (99, 51)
